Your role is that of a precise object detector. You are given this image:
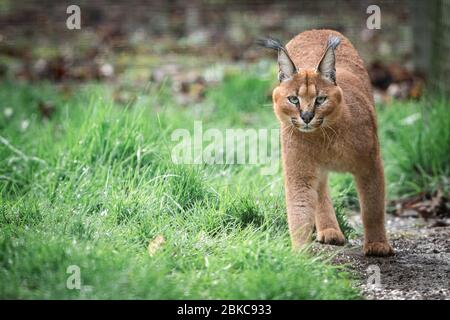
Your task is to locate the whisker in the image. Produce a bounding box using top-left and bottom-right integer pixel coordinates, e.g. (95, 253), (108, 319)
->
(324, 123), (338, 141)
(321, 125), (332, 150)
(281, 124), (294, 135)
(344, 101), (363, 107)
(320, 126), (327, 144)
(287, 125), (295, 147)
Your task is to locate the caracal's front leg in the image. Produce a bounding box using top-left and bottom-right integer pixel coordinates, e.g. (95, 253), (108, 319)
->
(354, 159), (394, 256)
(284, 172), (318, 249)
(315, 172), (345, 245)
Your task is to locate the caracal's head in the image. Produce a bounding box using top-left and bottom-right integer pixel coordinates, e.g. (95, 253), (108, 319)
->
(258, 36), (343, 133)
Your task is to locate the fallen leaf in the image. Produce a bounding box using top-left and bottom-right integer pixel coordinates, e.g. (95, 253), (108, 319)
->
(389, 189), (450, 220)
(38, 101), (55, 119)
(147, 234), (165, 256)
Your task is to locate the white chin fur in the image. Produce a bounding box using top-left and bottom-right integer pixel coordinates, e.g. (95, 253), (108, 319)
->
(298, 126), (316, 133)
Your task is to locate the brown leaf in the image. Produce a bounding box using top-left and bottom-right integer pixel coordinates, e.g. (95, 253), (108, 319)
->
(390, 189), (449, 220)
(147, 235), (165, 256)
(38, 101), (55, 119)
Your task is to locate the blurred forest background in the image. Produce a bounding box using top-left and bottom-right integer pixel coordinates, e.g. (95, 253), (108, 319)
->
(0, 0), (449, 102)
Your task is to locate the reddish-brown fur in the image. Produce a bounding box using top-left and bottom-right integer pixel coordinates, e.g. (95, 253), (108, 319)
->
(272, 29), (393, 256)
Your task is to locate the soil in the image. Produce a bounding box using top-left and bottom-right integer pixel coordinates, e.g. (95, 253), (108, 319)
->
(316, 214), (450, 300)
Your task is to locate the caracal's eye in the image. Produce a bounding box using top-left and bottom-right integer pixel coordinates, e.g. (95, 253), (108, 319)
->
(287, 96), (299, 105)
(315, 96), (327, 105)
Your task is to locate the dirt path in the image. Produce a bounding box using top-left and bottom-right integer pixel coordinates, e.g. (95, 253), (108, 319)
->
(318, 214), (449, 300)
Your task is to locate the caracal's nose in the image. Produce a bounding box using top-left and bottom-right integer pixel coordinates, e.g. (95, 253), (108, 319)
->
(300, 111), (314, 124)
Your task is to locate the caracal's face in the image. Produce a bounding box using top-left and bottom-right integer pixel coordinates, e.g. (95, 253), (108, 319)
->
(273, 69), (342, 133)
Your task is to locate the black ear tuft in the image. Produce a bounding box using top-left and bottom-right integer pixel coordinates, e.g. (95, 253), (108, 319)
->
(256, 37), (297, 82)
(327, 36), (341, 50)
(255, 37), (285, 51)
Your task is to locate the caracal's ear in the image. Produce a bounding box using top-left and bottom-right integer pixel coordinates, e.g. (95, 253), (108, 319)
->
(256, 37), (297, 82)
(316, 35), (341, 85)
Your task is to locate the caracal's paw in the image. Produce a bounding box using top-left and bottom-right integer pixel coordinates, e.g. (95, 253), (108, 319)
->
(317, 228), (345, 246)
(364, 241), (394, 257)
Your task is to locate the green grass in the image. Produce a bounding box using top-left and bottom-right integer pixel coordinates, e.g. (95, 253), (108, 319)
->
(378, 98), (450, 196)
(0, 80), (358, 299)
(0, 68), (448, 299)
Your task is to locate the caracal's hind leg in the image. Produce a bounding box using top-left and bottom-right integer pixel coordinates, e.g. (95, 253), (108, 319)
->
(354, 159), (394, 257)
